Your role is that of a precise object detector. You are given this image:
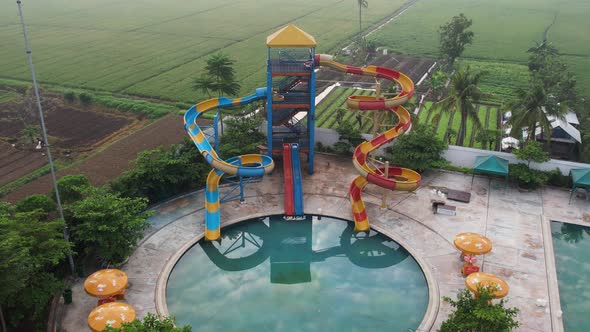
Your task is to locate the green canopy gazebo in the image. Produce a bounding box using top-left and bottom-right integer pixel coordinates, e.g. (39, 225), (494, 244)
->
(471, 155), (509, 188)
(569, 168), (590, 203)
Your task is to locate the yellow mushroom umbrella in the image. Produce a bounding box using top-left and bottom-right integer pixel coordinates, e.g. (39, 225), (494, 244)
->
(453, 232), (493, 256)
(87, 302), (136, 332)
(84, 269), (128, 298)
(465, 272), (509, 299)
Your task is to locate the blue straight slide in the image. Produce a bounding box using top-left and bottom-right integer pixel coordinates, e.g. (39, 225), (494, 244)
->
(290, 143), (304, 216)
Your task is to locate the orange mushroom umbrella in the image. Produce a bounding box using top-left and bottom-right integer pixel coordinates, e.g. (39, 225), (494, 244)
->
(465, 272), (509, 299)
(453, 232), (493, 256)
(87, 302), (136, 332)
(84, 269), (128, 298)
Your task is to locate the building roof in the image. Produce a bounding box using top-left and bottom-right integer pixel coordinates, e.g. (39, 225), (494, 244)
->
(266, 25), (316, 48)
(565, 110), (579, 125)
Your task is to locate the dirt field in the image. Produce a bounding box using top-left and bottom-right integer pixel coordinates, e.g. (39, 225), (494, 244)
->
(2, 114), (192, 203)
(0, 142), (46, 187)
(0, 104), (133, 150)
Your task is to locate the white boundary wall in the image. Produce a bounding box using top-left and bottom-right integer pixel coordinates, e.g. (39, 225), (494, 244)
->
(260, 124), (589, 175)
(313, 126), (589, 175)
(443, 145), (588, 175)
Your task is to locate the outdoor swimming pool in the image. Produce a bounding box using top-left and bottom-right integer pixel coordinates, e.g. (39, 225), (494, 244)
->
(551, 221), (590, 332)
(166, 215), (429, 331)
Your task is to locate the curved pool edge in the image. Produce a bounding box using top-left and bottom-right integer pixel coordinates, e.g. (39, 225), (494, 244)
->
(155, 214), (439, 332)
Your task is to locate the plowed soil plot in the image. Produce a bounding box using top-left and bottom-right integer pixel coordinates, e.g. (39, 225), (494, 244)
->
(3, 114), (191, 203)
(0, 107), (132, 150)
(0, 142), (46, 187)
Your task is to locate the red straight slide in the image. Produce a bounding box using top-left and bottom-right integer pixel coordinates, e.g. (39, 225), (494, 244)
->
(283, 144), (295, 216)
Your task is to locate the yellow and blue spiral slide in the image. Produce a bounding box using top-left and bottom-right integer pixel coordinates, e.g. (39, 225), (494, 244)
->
(184, 87), (275, 241)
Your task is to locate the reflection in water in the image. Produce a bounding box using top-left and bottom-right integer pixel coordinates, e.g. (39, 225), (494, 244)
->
(552, 221), (590, 331)
(168, 216), (428, 332)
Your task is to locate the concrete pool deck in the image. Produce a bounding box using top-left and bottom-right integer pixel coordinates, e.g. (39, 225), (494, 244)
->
(60, 153), (590, 331)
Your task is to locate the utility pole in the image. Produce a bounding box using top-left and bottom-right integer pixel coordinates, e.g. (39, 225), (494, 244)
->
(16, 0), (76, 276)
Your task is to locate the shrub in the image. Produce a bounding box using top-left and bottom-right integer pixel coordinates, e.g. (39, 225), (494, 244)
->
(386, 123), (448, 173)
(511, 141), (551, 189)
(509, 163), (549, 189)
(78, 92), (93, 106)
(15, 194), (56, 218)
(439, 287), (519, 332)
(53, 174), (92, 204)
(105, 313), (191, 332)
(63, 89), (76, 103)
(334, 121), (364, 155)
(110, 140), (208, 203)
(546, 168), (570, 187)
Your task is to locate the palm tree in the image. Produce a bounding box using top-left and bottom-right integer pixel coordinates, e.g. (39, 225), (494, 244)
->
(356, 0), (368, 47)
(432, 67), (486, 146)
(193, 75), (215, 97)
(205, 53), (240, 96)
(507, 82), (566, 142)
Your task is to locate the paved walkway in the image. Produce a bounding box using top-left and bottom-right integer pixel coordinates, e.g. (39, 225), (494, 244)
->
(61, 154), (590, 331)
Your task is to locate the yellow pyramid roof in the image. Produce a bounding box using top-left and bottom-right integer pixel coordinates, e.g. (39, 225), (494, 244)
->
(266, 25), (316, 48)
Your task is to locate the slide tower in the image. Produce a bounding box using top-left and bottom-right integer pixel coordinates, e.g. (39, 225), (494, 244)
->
(266, 25), (316, 217)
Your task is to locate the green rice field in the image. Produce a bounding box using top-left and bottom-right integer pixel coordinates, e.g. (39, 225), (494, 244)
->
(370, 0), (590, 96)
(0, 0), (407, 102)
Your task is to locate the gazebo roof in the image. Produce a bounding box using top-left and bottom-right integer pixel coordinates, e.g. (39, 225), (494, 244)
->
(266, 25), (316, 48)
(473, 155), (509, 176)
(571, 168), (590, 188)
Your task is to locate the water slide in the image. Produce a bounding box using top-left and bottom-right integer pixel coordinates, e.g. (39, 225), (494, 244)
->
(283, 143), (304, 216)
(314, 54), (421, 231)
(184, 87), (275, 241)
(291, 143), (304, 216)
(283, 144), (295, 215)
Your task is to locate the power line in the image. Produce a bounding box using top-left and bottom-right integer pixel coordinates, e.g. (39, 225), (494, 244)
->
(16, 0), (76, 276)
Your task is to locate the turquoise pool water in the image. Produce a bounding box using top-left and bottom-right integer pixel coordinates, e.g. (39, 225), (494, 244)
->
(166, 215), (429, 331)
(551, 221), (590, 332)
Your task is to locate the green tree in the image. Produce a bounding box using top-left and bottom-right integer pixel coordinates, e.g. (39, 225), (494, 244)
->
(507, 82), (567, 142)
(203, 53), (240, 97)
(438, 13), (474, 69)
(527, 40), (576, 103)
(104, 313), (191, 332)
(433, 67), (485, 146)
(514, 140), (550, 167)
(53, 174), (92, 204)
(111, 141), (208, 203)
(439, 287), (519, 332)
(356, 0), (369, 47)
(386, 123), (447, 172)
(15, 194), (56, 219)
(510, 140), (551, 189)
(192, 75), (216, 98)
(430, 70), (448, 101)
(66, 187), (150, 264)
(218, 114), (266, 158)
(0, 211), (71, 331)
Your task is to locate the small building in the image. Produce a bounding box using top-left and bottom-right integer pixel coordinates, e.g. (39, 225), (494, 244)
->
(503, 109), (581, 160)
